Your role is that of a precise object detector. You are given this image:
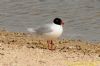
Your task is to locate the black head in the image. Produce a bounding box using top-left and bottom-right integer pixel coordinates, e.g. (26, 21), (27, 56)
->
(53, 18), (64, 26)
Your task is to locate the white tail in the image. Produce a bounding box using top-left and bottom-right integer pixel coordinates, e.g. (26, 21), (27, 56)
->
(27, 28), (35, 33)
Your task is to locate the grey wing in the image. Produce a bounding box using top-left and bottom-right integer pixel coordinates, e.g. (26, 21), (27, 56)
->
(35, 24), (52, 35)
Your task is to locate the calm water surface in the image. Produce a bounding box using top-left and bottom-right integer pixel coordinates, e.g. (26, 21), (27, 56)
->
(0, 0), (100, 42)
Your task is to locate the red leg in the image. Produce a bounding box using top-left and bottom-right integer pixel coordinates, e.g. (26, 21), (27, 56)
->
(47, 40), (55, 50)
(50, 40), (53, 50)
(47, 40), (51, 50)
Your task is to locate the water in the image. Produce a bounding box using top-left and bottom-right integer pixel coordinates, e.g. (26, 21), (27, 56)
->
(0, 0), (100, 42)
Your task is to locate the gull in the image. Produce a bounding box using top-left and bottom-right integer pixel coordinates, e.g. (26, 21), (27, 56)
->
(27, 18), (64, 50)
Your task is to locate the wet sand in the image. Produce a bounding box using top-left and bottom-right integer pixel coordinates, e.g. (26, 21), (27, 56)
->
(0, 29), (100, 66)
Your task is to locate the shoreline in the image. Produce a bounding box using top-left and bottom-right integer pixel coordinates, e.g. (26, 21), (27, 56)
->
(0, 30), (100, 66)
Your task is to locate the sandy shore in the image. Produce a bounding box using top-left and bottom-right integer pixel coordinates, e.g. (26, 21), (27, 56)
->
(0, 29), (100, 66)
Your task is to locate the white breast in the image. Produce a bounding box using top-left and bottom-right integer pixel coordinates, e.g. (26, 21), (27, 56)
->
(44, 24), (63, 39)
